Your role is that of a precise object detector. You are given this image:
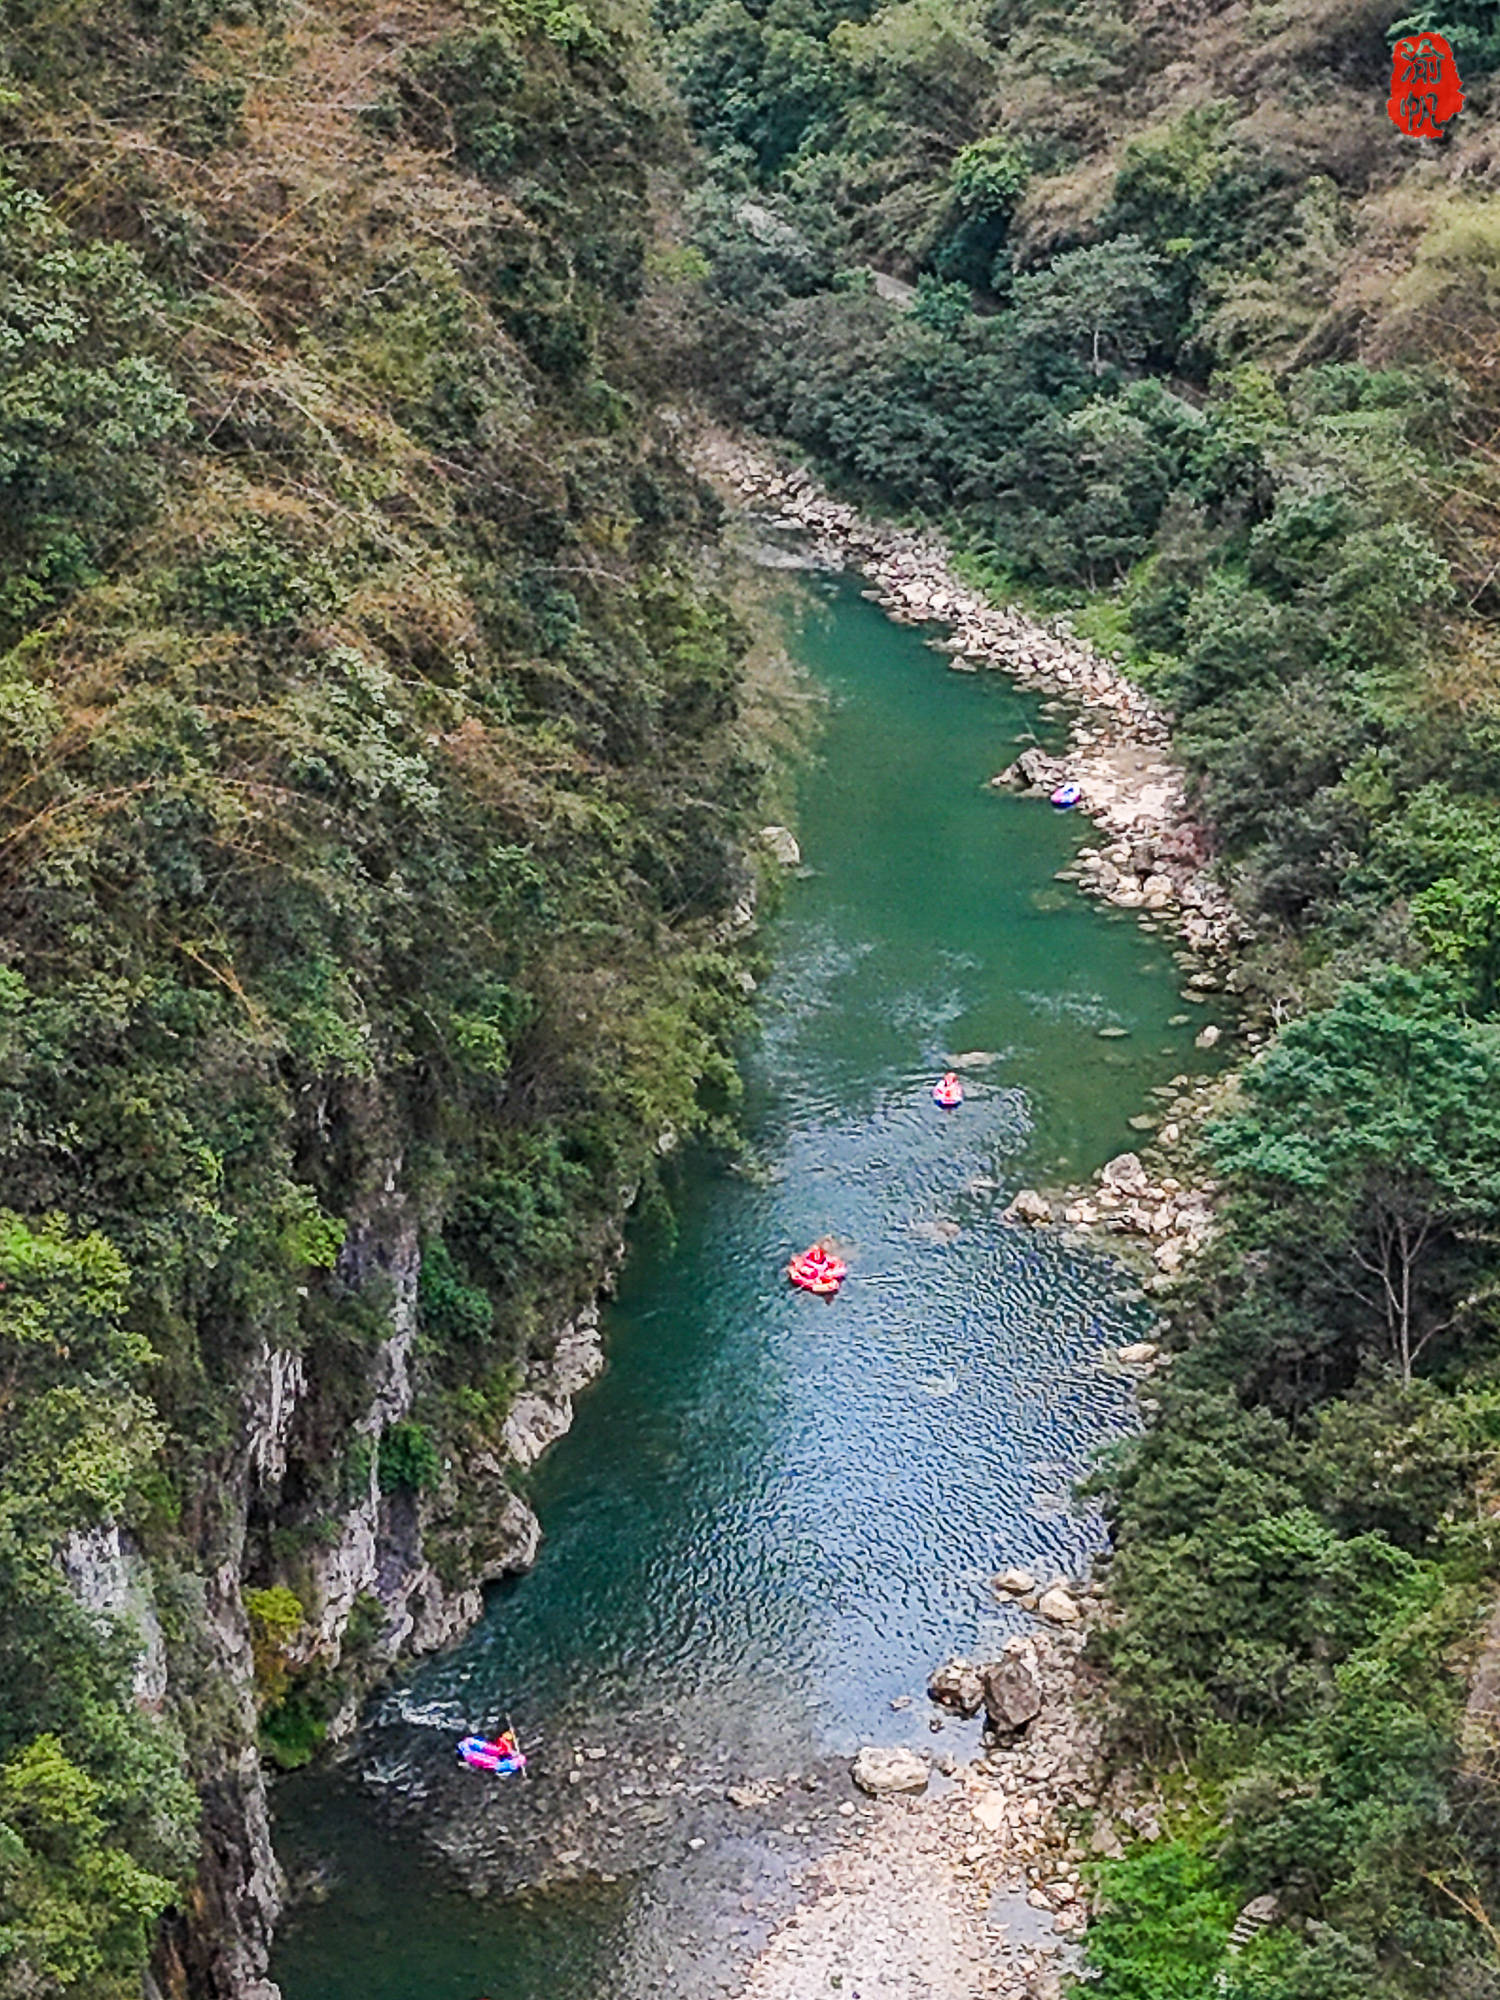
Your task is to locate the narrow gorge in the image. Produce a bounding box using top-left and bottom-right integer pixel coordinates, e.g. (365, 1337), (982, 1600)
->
(4, 3), (1500, 1999)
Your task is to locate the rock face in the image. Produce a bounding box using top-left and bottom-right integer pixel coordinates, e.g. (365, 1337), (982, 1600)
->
(852, 1745), (931, 1796)
(982, 1653), (1044, 1735)
(62, 1525), (168, 1707)
(928, 1657), (986, 1718)
(759, 824), (801, 867)
(125, 1156), (625, 2000)
(502, 1307), (607, 1469)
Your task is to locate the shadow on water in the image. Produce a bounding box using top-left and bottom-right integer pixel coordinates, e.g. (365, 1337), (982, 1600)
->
(273, 576), (1227, 1999)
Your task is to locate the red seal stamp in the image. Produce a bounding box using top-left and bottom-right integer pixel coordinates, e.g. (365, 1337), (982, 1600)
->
(1387, 32), (1464, 137)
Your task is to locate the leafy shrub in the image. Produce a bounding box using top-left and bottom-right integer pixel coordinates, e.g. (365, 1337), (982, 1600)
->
(243, 1586), (305, 1703)
(418, 1240), (494, 1346)
(1076, 1841), (1235, 2000)
(377, 1421), (442, 1496)
(258, 1687), (328, 1771)
(0, 171), (186, 641)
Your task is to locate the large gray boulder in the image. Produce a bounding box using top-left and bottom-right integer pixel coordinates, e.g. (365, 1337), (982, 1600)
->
(981, 1655), (1043, 1735)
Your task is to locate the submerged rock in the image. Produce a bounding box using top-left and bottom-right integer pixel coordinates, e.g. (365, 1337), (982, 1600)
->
(851, 1745), (930, 1795)
(1003, 1189), (1051, 1225)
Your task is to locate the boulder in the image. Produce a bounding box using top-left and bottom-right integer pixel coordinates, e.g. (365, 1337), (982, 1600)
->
(981, 1655), (1043, 1734)
(1036, 1585), (1082, 1625)
(928, 1657), (985, 1718)
(759, 825), (801, 867)
(851, 1745), (930, 1796)
(991, 1567), (1036, 1596)
(1195, 1023), (1222, 1049)
(1003, 1188), (1052, 1225)
(1115, 1341), (1158, 1366)
(1099, 1152), (1148, 1194)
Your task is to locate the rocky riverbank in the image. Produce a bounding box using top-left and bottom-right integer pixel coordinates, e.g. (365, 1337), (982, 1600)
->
(737, 1621), (1125, 2000)
(694, 431), (1244, 961)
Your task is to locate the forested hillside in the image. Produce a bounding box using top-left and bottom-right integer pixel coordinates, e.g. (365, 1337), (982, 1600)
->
(662, 2), (1500, 1996)
(0, 4), (767, 1994)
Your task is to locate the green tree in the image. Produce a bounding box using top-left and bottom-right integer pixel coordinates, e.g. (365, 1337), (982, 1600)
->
(0, 1735), (181, 1999)
(1211, 974), (1500, 1384)
(0, 169), (186, 640)
(1368, 787), (1500, 1012)
(933, 135), (1028, 288)
(0, 1212), (158, 1539)
(1011, 236), (1165, 377)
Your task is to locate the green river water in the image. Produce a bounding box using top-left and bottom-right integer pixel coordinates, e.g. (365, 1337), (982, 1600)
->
(272, 570), (1226, 2000)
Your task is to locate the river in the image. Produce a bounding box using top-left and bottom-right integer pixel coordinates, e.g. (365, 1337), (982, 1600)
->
(271, 570), (1224, 2000)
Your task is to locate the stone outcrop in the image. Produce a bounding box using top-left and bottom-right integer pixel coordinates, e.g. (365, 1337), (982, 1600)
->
(501, 1306), (606, 1470)
(62, 1525), (168, 1708)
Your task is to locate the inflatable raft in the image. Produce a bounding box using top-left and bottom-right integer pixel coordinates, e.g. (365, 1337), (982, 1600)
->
(932, 1072), (964, 1109)
(458, 1733), (526, 1776)
(787, 1244), (847, 1295)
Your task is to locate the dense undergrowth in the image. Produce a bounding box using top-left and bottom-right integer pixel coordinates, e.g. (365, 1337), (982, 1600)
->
(0, 2), (771, 1992)
(660, 0), (1500, 1994)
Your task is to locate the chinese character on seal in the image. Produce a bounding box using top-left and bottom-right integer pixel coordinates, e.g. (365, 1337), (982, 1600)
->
(1387, 32), (1464, 137)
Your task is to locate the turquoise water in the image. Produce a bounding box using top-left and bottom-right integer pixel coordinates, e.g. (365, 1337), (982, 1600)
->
(272, 575), (1224, 2000)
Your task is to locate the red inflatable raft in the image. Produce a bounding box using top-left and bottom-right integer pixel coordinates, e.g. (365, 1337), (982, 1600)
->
(787, 1243), (847, 1295)
(932, 1071), (964, 1109)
